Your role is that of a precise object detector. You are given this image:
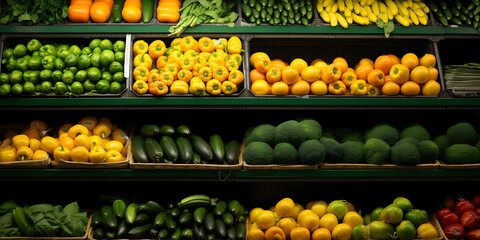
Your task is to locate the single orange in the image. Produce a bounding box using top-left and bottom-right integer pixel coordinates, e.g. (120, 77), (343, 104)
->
(290, 227), (311, 240)
(355, 63), (373, 81)
(282, 66), (299, 85)
(124, 0), (141, 9)
(420, 53), (436, 68)
(251, 80), (269, 95)
(387, 54), (401, 65)
(250, 69), (266, 83)
(122, 6), (141, 23)
(401, 81), (421, 96)
(401, 53), (419, 71)
(271, 82), (289, 95)
(421, 80), (441, 96)
(428, 67), (438, 81)
(382, 81), (400, 96)
(410, 66), (430, 84)
(310, 81), (328, 95)
(312, 227), (332, 240)
(374, 55), (393, 75)
(271, 59), (287, 69)
(291, 80), (311, 95)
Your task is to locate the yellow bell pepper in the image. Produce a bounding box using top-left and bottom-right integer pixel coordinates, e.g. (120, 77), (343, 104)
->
(106, 150), (124, 163)
(29, 139), (41, 152)
(148, 81), (169, 95)
(192, 63), (204, 77)
(111, 129), (128, 145)
(164, 63), (179, 77)
(133, 66), (150, 82)
(133, 80), (149, 94)
(170, 80), (189, 94)
(40, 136), (59, 154)
(53, 144), (70, 162)
(167, 51), (183, 66)
(213, 38), (228, 51)
(228, 70), (244, 85)
(68, 124), (90, 139)
(70, 146), (89, 162)
(159, 72), (175, 86)
(89, 145), (107, 163)
(75, 133), (93, 150)
(93, 122), (112, 139)
(229, 54), (242, 65)
(184, 49), (198, 58)
(199, 67), (213, 82)
(367, 84), (380, 95)
(156, 55), (169, 69)
(341, 71), (357, 87)
(213, 66), (229, 82)
(16, 146), (33, 161)
(12, 134), (29, 149)
(208, 51), (226, 70)
(148, 40), (167, 59)
(221, 80), (237, 95)
(198, 37), (215, 53)
(350, 80), (368, 95)
(171, 37), (182, 46)
(180, 36), (199, 52)
(247, 223), (265, 240)
(389, 64), (410, 84)
(417, 223), (438, 239)
(78, 116), (98, 131)
(198, 52), (210, 64)
(0, 149), (16, 162)
(322, 64), (342, 84)
(206, 79), (222, 95)
(22, 128), (40, 140)
(189, 77), (206, 96)
(180, 56), (195, 71)
(133, 40), (149, 56)
(59, 133), (75, 150)
(328, 80), (347, 95)
(177, 69), (193, 82)
(134, 53), (153, 71)
(90, 135), (103, 148)
(105, 140), (124, 153)
(32, 150), (48, 160)
(227, 36), (242, 54)
(225, 59), (239, 72)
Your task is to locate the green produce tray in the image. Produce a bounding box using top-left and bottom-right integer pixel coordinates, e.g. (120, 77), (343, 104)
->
(320, 162), (440, 169)
(0, 33), (129, 98)
(128, 34), (248, 97)
(246, 35), (446, 97)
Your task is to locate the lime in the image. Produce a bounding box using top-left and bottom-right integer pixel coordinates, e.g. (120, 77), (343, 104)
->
(110, 82), (122, 94)
(100, 50), (115, 67)
(114, 51), (125, 64)
(113, 40), (125, 52)
(13, 44), (27, 58)
(81, 46), (92, 55)
(23, 81), (35, 95)
(64, 53), (78, 67)
(87, 67), (102, 82)
(71, 81), (84, 95)
(83, 79), (96, 92)
(62, 71), (75, 85)
(75, 70), (88, 83)
(39, 81), (52, 94)
(92, 47), (102, 54)
(69, 45), (82, 56)
(89, 39), (102, 50)
(101, 71), (113, 83)
(112, 72), (124, 83)
(100, 39), (113, 51)
(108, 61), (123, 74)
(95, 79), (110, 94)
(77, 54), (91, 69)
(52, 70), (63, 83)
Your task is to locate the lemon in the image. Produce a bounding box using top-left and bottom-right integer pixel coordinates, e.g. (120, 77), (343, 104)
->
(298, 211), (320, 231)
(297, 209), (315, 221)
(249, 207), (264, 223)
(277, 217), (297, 237)
(342, 211), (364, 228)
(332, 223), (353, 240)
(255, 210), (276, 230)
(319, 213), (339, 232)
(276, 198), (296, 218)
(311, 200), (328, 219)
(312, 227), (332, 240)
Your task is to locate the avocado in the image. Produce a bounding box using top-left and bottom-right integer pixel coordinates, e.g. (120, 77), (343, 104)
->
(444, 144), (480, 164)
(273, 142), (298, 164)
(298, 139), (325, 165)
(300, 119), (322, 141)
(447, 122), (478, 146)
(476, 140), (480, 152)
(245, 124), (276, 146)
(400, 123), (431, 141)
(274, 120), (305, 147)
(244, 126), (254, 139)
(320, 137), (342, 163)
(336, 127), (363, 143)
(416, 140), (439, 164)
(340, 141), (365, 163)
(397, 137), (419, 145)
(433, 135), (450, 161)
(365, 123), (399, 146)
(242, 141), (274, 165)
(364, 138), (391, 165)
(390, 142), (421, 166)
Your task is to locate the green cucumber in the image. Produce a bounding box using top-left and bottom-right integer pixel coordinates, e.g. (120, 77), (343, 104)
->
(93, 228), (105, 239)
(149, 228), (159, 238)
(176, 137), (194, 163)
(92, 211), (102, 227)
(101, 209), (117, 231)
(160, 135), (179, 162)
(206, 232), (216, 240)
(116, 220), (128, 238)
(154, 212), (168, 228)
(140, 0), (153, 23)
(159, 124), (175, 135)
(158, 229), (170, 240)
(209, 134), (225, 163)
(146, 200), (165, 213)
(430, 1), (438, 12)
(242, 3), (252, 17)
(249, 0), (255, 8)
(134, 213), (151, 225)
(178, 194), (213, 209)
(451, 17), (462, 25)
(222, 212), (234, 226)
(192, 152), (203, 164)
(112, 199), (126, 219)
(176, 125), (192, 137)
(236, 222), (246, 240)
(474, 0), (480, 6)
(215, 218), (227, 239)
(193, 223), (206, 240)
(225, 140), (241, 164)
(449, 5), (460, 17)
(228, 200), (244, 217)
(171, 227), (183, 240)
(204, 213), (215, 232)
(179, 210), (193, 226)
(169, 207), (182, 220)
(439, 0), (447, 10)
(128, 223), (153, 238)
(166, 217), (177, 232)
(140, 124), (160, 137)
(444, 8), (452, 20)
(132, 135), (149, 163)
(145, 137), (164, 163)
(106, 232), (115, 239)
(454, 0), (462, 9)
(213, 201), (227, 217)
(194, 207), (207, 224)
(182, 228), (194, 239)
(112, 0), (125, 23)
(125, 203), (139, 225)
(190, 135), (213, 161)
(227, 226), (236, 240)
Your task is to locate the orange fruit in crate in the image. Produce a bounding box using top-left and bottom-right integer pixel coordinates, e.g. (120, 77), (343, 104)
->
(382, 81), (401, 96)
(311, 81), (328, 95)
(290, 58), (308, 74)
(271, 59), (287, 69)
(374, 55), (394, 75)
(401, 81), (421, 96)
(90, 2), (111, 23)
(429, 67), (438, 81)
(251, 80), (269, 95)
(282, 66), (299, 85)
(333, 57), (349, 74)
(410, 66), (430, 84)
(420, 53), (436, 68)
(421, 80), (441, 96)
(387, 54), (401, 65)
(401, 53), (419, 71)
(290, 227), (311, 240)
(250, 69), (266, 83)
(271, 82), (289, 95)
(312, 228), (332, 240)
(355, 64), (373, 81)
(291, 80), (311, 95)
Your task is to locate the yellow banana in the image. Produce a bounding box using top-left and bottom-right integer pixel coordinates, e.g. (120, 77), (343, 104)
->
(413, 7), (425, 17)
(323, 0), (334, 8)
(395, 0), (409, 17)
(408, 8), (419, 25)
(395, 14), (410, 26)
(372, 0), (379, 15)
(385, 0), (398, 15)
(336, 13), (349, 28)
(418, 14), (428, 25)
(345, 0), (354, 11)
(344, 8), (352, 17)
(329, 12), (338, 26)
(338, 0), (346, 12)
(353, 1), (362, 14)
(346, 15), (353, 24)
(366, 0), (375, 5)
(365, 5), (377, 22)
(360, 0), (368, 6)
(320, 10), (331, 22)
(331, 2), (338, 12)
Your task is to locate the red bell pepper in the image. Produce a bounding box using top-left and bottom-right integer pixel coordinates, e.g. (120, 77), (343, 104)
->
(467, 229), (480, 240)
(471, 195), (480, 208)
(444, 223), (466, 240)
(438, 208), (453, 219)
(456, 199), (476, 217)
(461, 210), (479, 230)
(475, 208), (480, 216)
(444, 196), (457, 211)
(438, 208), (460, 228)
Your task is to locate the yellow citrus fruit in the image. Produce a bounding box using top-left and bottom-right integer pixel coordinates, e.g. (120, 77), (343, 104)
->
(332, 223), (352, 240)
(310, 81), (328, 95)
(290, 227), (311, 240)
(251, 80), (269, 95)
(294, 203), (305, 220)
(249, 207), (264, 223)
(301, 66), (321, 83)
(312, 228), (332, 240)
(319, 213), (338, 232)
(255, 210), (276, 230)
(421, 80), (441, 96)
(276, 197), (296, 218)
(310, 200), (328, 219)
(410, 66), (430, 84)
(271, 81), (290, 95)
(298, 211), (320, 232)
(290, 58), (309, 73)
(342, 211), (364, 228)
(419, 53), (436, 68)
(278, 217), (297, 237)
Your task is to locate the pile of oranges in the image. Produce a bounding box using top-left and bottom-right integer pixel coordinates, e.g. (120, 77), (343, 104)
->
(249, 52), (441, 96)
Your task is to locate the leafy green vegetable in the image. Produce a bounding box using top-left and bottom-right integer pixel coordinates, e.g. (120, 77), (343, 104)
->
(0, 213), (21, 237)
(169, 0), (238, 35)
(376, 20), (395, 38)
(59, 202), (88, 237)
(0, 200), (18, 214)
(0, 0), (68, 25)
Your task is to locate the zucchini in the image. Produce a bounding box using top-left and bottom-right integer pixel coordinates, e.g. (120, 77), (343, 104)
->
(160, 135), (179, 162)
(179, 210), (193, 226)
(193, 223), (206, 240)
(451, 17), (462, 25)
(190, 135), (213, 161)
(194, 207), (207, 224)
(128, 223), (153, 238)
(475, 0), (480, 6)
(125, 203), (139, 225)
(206, 232), (216, 240)
(236, 222), (246, 240)
(132, 135), (149, 163)
(92, 211), (102, 227)
(449, 5), (460, 17)
(166, 217), (177, 232)
(116, 220), (128, 238)
(93, 228), (105, 239)
(227, 226), (236, 240)
(112, 199), (126, 219)
(140, 124), (160, 137)
(215, 218), (227, 239)
(169, 207), (182, 220)
(192, 152), (202, 164)
(149, 228), (159, 238)
(444, 8), (452, 20)
(158, 229), (170, 240)
(154, 212), (168, 228)
(145, 137), (164, 163)
(106, 232), (115, 239)
(213, 201), (227, 217)
(454, 0), (462, 9)
(101, 205), (117, 231)
(249, 0), (255, 8)
(140, 0), (154, 23)
(159, 124), (176, 135)
(242, 3), (252, 17)
(176, 125), (192, 136)
(222, 212), (234, 226)
(134, 213), (151, 225)
(209, 134), (225, 163)
(171, 227), (183, 240)
(182, 228), (194, 239)
(145, 200), (165, 214)
(204, 212), (215, 232)
(430, 1), (438, 12)
(176, 137), (194, 163)
(225, 140), (241, 165)
(228, 200), (244, 217)
(178, 194), (213, 209)
(112, 0), (124, 23)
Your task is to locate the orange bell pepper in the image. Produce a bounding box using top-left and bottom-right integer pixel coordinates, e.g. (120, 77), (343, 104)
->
(322, 64), (342, 84)
(213, 66), (229, 82)
(157, 5), (180, 23)
(148, 72), (161, 84)
(148, 81), (169, 95)
(328, 80), (347, 95)
(367, 69), (386, 86)
(133, 66), (150, 82)
(341, 71), (357, 87)
(254, 58), (271, 73)
(367, 84), (380, 95)
(266, 67), (282, 84)
(198, 37), (215, 53)
(133, 80), (149, 94)
(228, 70), (244, 85)
(148, 40), (167, 59)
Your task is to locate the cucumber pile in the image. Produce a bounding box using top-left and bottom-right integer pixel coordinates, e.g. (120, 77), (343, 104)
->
(241, 0), (314, 25)
(430, 0), (480, 32)
(132, 124), (242, 165)
(91, 195), (247, 239)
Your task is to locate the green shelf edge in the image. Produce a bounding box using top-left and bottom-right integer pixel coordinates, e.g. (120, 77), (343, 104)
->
(0, 169), (479, 180)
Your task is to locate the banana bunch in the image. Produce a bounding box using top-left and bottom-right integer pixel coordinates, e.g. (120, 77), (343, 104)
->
(317, 0), (430, 28)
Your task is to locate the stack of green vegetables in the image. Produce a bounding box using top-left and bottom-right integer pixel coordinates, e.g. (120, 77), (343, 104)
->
(91, 195), (247, 239)
(443, 63), (480, 95)
(429, 0), (480, 32)
(0, 199), (88, 237)
(169, 0), (238, 36)
(0, 0), (68, 25)
(241, 0), (314, 25)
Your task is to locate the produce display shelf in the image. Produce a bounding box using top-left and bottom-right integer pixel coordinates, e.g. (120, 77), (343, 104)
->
(1, 169), (480, 180)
